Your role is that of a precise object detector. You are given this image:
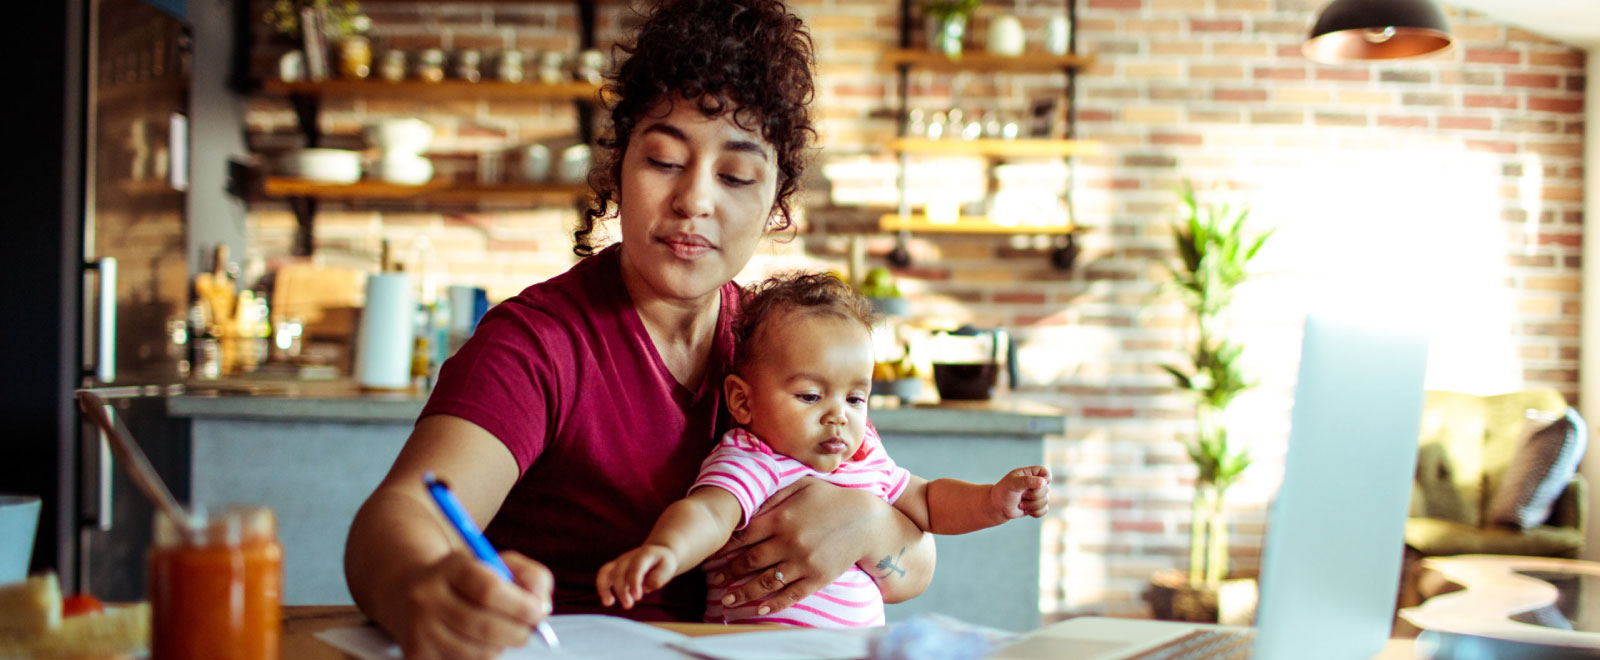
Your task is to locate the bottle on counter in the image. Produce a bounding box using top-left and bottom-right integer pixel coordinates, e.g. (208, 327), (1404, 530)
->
(188, 300), (220, 381)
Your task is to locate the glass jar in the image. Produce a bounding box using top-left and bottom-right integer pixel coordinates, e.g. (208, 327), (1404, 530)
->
(338, 35), (372, 79)
(497, 49), (525, 83)
(416, 48), (446, 83)
(378, 49), (407, 82)
(537, 50), (565, 84)
(453, 49), (482, 83)
(149, 506), (282, 660)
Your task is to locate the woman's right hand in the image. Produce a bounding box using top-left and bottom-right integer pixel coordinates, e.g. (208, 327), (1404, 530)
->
(398, 550), (554, 660)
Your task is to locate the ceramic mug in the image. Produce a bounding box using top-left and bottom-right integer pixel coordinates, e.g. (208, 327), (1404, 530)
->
(0, 495), (41, 584)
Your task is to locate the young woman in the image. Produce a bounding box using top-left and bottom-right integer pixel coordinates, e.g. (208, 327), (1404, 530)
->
(343, 1), (936, 657)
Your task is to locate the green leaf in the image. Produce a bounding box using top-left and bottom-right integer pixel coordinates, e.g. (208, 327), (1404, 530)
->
(1161, 365), (1195, 391)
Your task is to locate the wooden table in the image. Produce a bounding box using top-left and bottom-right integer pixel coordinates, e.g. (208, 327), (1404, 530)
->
(283, 606), (1418, 659)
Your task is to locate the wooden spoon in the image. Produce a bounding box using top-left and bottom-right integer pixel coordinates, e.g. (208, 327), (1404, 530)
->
(75, 390), (197, 535)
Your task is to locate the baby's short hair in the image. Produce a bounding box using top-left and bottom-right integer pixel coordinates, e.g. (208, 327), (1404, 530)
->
(732, 272), (875, 374)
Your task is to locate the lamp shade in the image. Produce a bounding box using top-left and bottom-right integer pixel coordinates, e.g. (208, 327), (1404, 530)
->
(1303, 0), (1453, 63)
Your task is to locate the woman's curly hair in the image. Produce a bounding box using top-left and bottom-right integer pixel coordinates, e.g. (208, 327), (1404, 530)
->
(573, 0), (817, 256)
(732, 272), (875, 375)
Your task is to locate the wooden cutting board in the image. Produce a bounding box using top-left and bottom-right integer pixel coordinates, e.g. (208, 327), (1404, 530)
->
(271, 263), (366, 340)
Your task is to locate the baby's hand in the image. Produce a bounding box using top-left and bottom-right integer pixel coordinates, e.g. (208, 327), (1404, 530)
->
(596, 545), (679, 610)
(991, 466), (1051, 520)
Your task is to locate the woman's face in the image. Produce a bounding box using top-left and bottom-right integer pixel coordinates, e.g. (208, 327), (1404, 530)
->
(616, 97), (780, 306)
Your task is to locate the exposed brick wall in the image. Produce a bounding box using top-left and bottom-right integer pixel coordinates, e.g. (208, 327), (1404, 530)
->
(241, 0), (1584, 620)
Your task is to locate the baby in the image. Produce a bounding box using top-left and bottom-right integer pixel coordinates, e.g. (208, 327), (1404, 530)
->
(596, 271), (1050, 627)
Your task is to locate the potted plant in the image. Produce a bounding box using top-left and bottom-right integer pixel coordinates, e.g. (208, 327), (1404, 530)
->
(921, 0), (981, 58)
(262, 0), (369, 40)
(1145, 181), (1273, 623)
(261, 0), (371, 81)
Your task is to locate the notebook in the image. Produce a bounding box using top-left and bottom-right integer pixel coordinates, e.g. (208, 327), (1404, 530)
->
(990, 315), (1430, 660)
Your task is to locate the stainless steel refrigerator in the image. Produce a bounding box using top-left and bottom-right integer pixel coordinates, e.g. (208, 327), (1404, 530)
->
(10, 0), (195, 601)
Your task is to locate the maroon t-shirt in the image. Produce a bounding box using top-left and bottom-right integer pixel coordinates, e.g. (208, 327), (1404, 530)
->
(419, 244), (738, 621)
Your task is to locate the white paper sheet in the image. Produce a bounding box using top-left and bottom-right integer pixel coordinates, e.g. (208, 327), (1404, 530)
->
(314, 614), (699, 660)
(668, 627), (874, 660)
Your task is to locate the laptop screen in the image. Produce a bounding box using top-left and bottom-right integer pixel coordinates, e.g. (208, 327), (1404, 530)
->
(1251, 316), (1429, 660)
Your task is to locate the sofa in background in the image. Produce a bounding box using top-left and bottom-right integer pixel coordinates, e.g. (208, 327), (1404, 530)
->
(1397, 390), (1588, 608)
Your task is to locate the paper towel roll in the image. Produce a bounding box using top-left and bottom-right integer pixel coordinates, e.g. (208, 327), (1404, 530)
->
(357, 272), (415, 390)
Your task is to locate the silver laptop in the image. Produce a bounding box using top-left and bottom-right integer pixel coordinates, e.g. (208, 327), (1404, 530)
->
(992, 315), (1429, 660)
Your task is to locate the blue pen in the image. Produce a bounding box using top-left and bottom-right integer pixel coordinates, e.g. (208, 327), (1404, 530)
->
(424, 471), (560, 650)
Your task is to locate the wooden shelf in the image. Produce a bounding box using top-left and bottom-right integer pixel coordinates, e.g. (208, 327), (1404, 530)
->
(879, 214), (1079, 234)
(263, 177), (590, 204)
(889, 138), (1097, 158)
(882, 50), (1093, 73)
(260, 79), (602, 102)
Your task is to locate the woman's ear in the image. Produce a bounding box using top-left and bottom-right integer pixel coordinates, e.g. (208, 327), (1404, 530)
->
(724, 374), (754, 425)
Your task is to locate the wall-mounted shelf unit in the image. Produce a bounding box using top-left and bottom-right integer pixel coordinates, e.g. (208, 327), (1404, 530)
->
(882, 0), (1091, 269)
(249, 0), (605, 256)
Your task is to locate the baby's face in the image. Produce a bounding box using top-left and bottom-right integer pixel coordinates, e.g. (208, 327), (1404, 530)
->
(739, 311), (873, 473)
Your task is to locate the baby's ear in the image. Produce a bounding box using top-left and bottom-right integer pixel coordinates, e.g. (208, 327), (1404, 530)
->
(724, 374), (754, 425)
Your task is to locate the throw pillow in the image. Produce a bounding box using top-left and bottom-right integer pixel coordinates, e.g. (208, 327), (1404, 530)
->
(1487, 407), (1588, 530)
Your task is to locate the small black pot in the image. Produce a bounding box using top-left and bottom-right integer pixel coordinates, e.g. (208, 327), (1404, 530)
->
(932, 362), (999, 401)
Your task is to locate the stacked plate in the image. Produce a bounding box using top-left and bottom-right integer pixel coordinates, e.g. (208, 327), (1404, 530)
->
(279, 148), (361, 184)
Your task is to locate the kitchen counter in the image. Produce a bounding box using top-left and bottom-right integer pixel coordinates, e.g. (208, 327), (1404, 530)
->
(166, 379), (1061, 629)
(167, 379), (1066, 436)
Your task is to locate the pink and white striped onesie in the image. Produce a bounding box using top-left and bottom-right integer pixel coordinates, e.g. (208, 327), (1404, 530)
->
(693, 426), (910, 627)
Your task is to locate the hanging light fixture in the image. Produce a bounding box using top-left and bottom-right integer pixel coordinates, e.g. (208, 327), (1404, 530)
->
(1303, 0), (1454, 63)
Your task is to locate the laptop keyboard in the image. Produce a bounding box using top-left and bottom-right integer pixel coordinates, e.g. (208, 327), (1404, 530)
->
(1128, 628), (1257, 660)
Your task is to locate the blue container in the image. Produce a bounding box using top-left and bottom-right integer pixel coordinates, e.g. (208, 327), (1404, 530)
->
(0, 495), (40, 583)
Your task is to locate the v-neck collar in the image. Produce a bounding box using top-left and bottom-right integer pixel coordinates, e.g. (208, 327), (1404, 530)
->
(606, 247), (733, 406)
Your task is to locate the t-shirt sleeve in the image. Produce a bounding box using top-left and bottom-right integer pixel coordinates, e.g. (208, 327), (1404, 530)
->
(861, 424), (912, 503)
(419, 302), (571, 474)
(692, 432), (781, 530)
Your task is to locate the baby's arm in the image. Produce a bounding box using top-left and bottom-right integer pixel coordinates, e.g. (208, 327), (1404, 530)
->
(893, 466), (1052, 535)
(596, 487), (743, 609)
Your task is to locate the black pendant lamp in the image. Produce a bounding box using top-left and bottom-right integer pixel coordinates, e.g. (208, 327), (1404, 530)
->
(1303, 0), (1454, 63)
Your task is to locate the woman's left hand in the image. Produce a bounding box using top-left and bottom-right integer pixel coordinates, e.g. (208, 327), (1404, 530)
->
(708, 477), (880, 613)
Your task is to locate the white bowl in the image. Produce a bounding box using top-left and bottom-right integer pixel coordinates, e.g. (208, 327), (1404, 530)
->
(371, 154), (434, 186)
(364, 118), (434, 153)
(281, 148), (362, 184)
(556, 144), (591, 184)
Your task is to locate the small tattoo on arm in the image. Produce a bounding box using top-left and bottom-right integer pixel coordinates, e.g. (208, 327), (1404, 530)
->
(876, 548), (907, 580)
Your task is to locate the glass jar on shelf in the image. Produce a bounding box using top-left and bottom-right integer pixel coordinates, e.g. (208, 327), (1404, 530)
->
(377, 49), (407, 82)
(415, 48), (446, 83)
(497, 49), (525, 83)
(337, 35), (371, 79)
(452, 49), (482, 83)
(537, 50), (565, 84)
(906, 108), (926, 137)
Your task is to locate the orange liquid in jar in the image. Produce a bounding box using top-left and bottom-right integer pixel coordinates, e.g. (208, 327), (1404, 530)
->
(148, 506), (283, 660)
